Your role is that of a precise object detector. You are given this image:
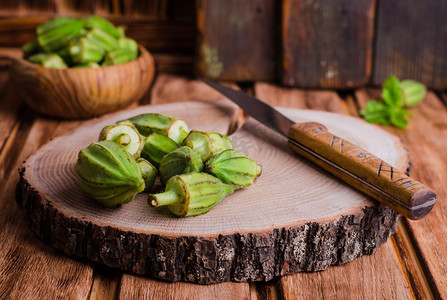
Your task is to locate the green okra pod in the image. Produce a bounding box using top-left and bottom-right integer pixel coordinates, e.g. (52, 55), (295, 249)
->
(141, 133), (180, 168)
(118, 37), (138, 54)
(159, 146), (203, 184)
(99, 122), (143, 158)
(205, 149), (262, 189)
(102, 49), (136, 66)
(149, 172), (234, 217)
(85, 28), (118, 52)
(126, 113), (189, 144)
(37, 17), (85, 52)
(27, 53), (68, 68)
(22, 38), (40, 57)
(69, 37), (105, 64)
(136, 158), (158, 192)
(183, 130), (232, 162)
(76, 141), (145, 207)
(73, 62), (100, 68)
(84, 15), (121, 39)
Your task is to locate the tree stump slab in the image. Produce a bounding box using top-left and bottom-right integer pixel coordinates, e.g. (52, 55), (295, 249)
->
(16, 101), (407, 284)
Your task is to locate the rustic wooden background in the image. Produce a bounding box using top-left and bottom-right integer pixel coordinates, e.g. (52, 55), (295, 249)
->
(1, 1), (447, 298)
(0, 0), (446, 89)
(0, 0), (196, 74)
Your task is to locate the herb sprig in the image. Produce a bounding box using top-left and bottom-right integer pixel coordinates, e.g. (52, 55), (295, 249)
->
(360, 75), (426, 129)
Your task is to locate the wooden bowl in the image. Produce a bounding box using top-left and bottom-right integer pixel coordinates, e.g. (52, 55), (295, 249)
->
(9, 45), (155, 119)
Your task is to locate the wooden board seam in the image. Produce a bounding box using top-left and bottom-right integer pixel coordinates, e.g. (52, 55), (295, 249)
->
(390, 224), (431, 299)
(87, 265), (122, 300)
(400, 219), (441, 299)
(0, 108), (34, 181)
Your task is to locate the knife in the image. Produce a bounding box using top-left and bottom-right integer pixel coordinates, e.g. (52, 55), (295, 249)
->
(201, 79), (437, 220)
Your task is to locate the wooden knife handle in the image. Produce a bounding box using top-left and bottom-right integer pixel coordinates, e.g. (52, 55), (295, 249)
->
(287, 122), (437, 220)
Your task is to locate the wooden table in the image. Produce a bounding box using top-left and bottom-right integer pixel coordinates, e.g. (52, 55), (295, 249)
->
(1, 69), (446, 299)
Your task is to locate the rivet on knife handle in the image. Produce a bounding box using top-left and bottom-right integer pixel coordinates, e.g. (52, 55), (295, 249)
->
(287, 122), (437, 220)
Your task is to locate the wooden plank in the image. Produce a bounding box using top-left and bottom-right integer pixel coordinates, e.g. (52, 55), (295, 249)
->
(94, 0), (114, 17)
(279, 242), (411, 299)
(147, 73), (242, 135)
(149, 74), (240, 105)
(373, 1), (447, 89)
(251, 280), (279, 300)
(152, 53), (194, 75)
(119, 277), (250, 299)
(391, 220), (434, 299)
(0, 72), (23, 154)
(21, 0), (56, 14)
(0, 1), (20, 17)
(166, 0), (196, 22)
(121, 20), (195, 54)
(343, 93), (431, 300)
(88, 266), (120, 300)
(54, 0), (94, 15)
(356, 89), (447, 298)
(254, 82), (345, 113)
(281, 0), (375, 88)
(0, 0), (55, 16)
(0, 17), (47, 48)
(196, 0), (278, 81)
(121, 0), (169, 20)
(254, 82), (413, 299)
(0, 70), (30, 181)
(348, 89), (433, 298)
(0, 74), (95, 299)
(0, 17), (196, 55)
(0, 117), (94, 299)
(0, 108), (33, 181)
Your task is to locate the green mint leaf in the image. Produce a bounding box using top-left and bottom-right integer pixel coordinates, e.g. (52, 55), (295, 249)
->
(364, 114), (389, 125)
(359, 75), (423, 129)
(389, 107), (411, 129)
(360, 100), (387, 112)
(360, 100), (390, 125)
(381, 75), (402, 107)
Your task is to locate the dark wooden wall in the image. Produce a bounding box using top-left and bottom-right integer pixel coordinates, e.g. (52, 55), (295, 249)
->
(196, 0), (447, 89)
(1, 0), (446, 89)
(373, 0), (447, 90)
(0, 0), (196, 74)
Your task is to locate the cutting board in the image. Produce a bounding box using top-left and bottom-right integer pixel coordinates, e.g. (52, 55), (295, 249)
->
(16, 100), (406, 284)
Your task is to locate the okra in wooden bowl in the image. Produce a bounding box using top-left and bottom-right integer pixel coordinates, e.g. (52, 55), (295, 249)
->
(9, 16), (155, 119)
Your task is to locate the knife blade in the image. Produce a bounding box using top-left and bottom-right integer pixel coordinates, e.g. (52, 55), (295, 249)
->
(201, 79), (437, 220)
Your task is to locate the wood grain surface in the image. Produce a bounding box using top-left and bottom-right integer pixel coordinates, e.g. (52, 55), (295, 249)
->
(281, 0), (375, 88)
(17, 96), (408, 283)
(3, 1), (447, 90)
(255, 83), (419, 299)
(119, 276), (251, 300)
(373, 0), (447, 89)
(356, 89), (447, 298)
(279, 241), (412, 299)
(196, 0), (277, 81)
(0, 73), (445, 298)
(0, 117), (94, 299)
(149, 73), (240, 105)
